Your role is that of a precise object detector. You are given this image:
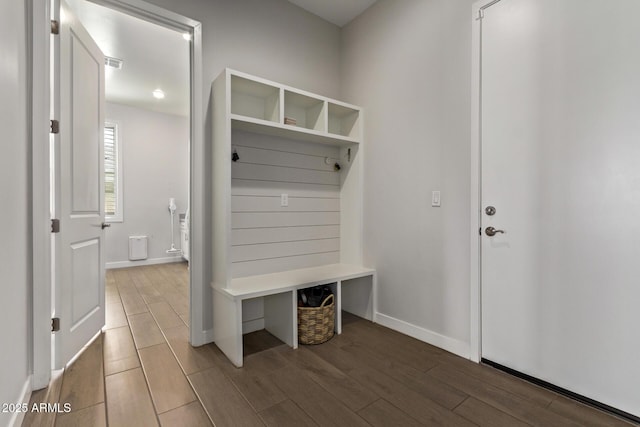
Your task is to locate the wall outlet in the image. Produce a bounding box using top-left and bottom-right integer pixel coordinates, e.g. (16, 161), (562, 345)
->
(281, 193), (288, 207)
(432, 191), (441, 207)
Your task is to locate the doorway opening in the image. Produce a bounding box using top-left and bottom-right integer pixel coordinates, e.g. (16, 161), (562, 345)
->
(32, 0), (204, 389)
(66, 0), (192, 334)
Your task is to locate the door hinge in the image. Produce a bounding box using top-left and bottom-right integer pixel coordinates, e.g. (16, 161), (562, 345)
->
(50, 119), (60, 134)
(51, 20), (59, 35)
(51, 218), (60, 233)
(51, 317), (60, 332)
(477, 9), (484, 20)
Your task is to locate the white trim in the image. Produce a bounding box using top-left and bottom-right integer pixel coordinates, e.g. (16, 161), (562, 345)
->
(104, 120), (124, 223)
(375, 313), (470, 359)
(8, 376), (32, 427)
(106, 256), (184, 269)
(470, 0), (502, 364)
(31, 0), (52, 390)
(187, 20), (208, 347)
(470, 0), (484, 364)
(89, 1), (208, 347)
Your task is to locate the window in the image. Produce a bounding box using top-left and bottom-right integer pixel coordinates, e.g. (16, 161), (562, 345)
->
(104, 122), (123, 222)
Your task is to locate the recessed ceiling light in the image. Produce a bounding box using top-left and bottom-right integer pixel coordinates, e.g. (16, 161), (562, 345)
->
(153, 89), (165, 99)
(182, 33), (192, 41)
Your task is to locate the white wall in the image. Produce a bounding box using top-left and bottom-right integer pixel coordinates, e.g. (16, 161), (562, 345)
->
(341, 0), (475, 356)
(142, 0), (342, 332)
(105, 102), (189, 266)
(0, 0), (31, 425)
(146, 0), (341, 100)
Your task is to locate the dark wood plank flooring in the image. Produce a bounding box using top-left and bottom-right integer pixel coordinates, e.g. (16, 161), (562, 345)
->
(23, 263), (637, 426)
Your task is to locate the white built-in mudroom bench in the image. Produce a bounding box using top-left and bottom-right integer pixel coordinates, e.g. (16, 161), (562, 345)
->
(211, 69), (376, 367)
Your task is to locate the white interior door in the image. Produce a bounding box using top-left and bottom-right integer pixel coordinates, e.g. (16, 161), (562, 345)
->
(480, 0), (640, 418)
(53, 0), (106, 369)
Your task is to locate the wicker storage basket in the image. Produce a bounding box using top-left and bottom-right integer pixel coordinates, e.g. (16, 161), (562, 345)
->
(298, 294), (335, 345)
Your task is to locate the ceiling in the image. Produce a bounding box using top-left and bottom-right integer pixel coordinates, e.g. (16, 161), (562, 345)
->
(65, 0), (375, 117)
(288, 0), (377, 27)
(67, 0), (190, 117)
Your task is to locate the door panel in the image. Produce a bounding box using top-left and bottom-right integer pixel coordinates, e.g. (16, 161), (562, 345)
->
(481, 0), (640, 417)
(71, 33), (102, 213)
(54, 0), (105, 368)
(70, 239), (101, 326)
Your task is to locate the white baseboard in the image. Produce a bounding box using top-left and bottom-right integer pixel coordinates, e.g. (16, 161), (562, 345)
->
(375, 312), (470, 359)
(8, 375), (32, 427)
(106, 255), (185, 270)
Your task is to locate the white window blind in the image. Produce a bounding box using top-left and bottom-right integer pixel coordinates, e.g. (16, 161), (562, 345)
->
(104, 122), (122, 221)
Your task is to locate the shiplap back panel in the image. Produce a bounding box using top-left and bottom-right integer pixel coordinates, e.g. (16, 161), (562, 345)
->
(231, 130), (341, 278)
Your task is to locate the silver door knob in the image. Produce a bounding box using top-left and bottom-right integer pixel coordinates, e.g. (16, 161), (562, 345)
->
(485, 226), (505, 236)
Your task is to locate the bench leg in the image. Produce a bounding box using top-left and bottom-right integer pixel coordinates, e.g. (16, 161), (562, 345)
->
(264, 291), (296, 348)
(213, 291), (244, 367)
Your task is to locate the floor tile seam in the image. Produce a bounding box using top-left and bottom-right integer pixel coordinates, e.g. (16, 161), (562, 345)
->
(154, 396), (199, 416)
(111, 272), (158, 425)
(336, 335), (428, 373)
(105, 367), (155, 407)
(353, 397), (382, 415)
(130, 344), (163, 426)
(255, 399), (318, 427)
(426, 374), (575, 427)
(56, 401), (107, 424)
(138, 298), (204, 421)
(104, 362), (141, 377)
(348, 363), (472, 424)
(296, 360), (377, 413)
(154, 400), (203, 418)
(408, 363), (471, 409)
(103, 322), (142, 378)
(272, 396), (336, 427)
(451, 395), (537, 427)
(424, 368), (529, 415)
(461, 362), (558, 407)
(280, 367), (373, 425)
(376, 394), (454, 427)
(450, 395), (471, 413)
(224, 365), (271, 415)
(147, 300), (184, 331)
(148, 306), (204, 378)
(127, 310), (166, 350)
(184, 375), (218, 426)
(101, 347), (110, 427)
(430, 363), (554, 411)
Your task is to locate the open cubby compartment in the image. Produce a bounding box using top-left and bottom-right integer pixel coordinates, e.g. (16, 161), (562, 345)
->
(328, 102), (360, 139)
(284, 90), (326, 132)
(231, 75), (281, 123)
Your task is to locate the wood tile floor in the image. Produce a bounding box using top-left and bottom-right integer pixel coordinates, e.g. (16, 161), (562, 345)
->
(23, 263), (636, 426)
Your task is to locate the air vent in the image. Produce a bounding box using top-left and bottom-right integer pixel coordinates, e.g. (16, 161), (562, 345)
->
(104, 56), (123, 69)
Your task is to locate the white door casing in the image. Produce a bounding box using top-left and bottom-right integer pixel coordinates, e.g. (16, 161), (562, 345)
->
(478, 0), (640, 418)
(53, 0), (105, 369)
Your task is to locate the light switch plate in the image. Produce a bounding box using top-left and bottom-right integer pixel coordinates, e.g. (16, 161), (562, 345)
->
(281, 193), (288, 207)
(432, 191), (441, 207)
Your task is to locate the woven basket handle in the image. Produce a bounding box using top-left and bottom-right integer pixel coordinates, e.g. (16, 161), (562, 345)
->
(320, 294), (334, 307)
